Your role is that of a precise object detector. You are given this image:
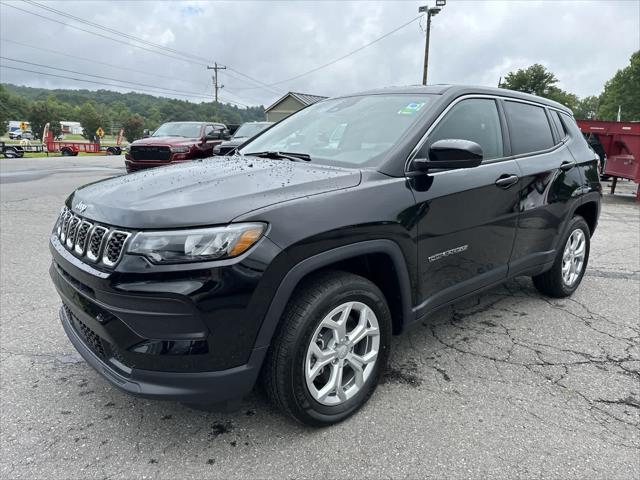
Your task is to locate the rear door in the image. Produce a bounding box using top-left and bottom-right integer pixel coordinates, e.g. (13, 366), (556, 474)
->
(410, 97), (521, 317)
(503, 100), (584, 275)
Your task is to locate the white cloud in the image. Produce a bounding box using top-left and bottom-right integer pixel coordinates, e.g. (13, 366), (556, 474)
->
(0, 0), (637, 107)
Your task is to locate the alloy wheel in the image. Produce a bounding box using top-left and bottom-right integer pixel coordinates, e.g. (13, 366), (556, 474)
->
(304, 301), (380, 406)
(562, 229), (586, 286)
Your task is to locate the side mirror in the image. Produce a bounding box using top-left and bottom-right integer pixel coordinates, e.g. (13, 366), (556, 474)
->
(412, 139), (483, 172)
(205, 131), (222, 140)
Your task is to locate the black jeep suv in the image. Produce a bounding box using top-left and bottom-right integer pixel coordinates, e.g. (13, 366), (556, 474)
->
(49, 85), (601, 426)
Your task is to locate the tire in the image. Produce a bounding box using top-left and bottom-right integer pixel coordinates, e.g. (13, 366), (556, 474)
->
(3, 148), (18, 158)
(262, 270), (392, 426)
(532, 215), (590, 298)
(61, 148), (72, 156)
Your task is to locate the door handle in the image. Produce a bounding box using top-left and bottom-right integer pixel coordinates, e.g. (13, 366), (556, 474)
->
(560, 161), (575, 172)
(495, 174), (519, 189)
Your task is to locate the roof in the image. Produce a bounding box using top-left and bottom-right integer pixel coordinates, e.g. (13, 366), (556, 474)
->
(265, 91), (329, 112)
(339, 84), (572, 113)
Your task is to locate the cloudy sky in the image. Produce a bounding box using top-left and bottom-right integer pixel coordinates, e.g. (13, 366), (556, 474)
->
(0, 0), (638, 108)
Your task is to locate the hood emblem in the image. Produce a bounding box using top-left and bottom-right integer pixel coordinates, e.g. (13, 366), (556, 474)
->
(75, 201), (88, 214)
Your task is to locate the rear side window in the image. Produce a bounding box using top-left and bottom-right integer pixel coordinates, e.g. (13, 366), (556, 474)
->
(504, 101), (554, 155)
(549, 110), (568, 141)
(428, 98), (503, 160)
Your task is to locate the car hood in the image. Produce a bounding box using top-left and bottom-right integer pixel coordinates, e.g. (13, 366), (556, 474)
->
(131, 137), (199, 146)
(68, 157), (362, 229)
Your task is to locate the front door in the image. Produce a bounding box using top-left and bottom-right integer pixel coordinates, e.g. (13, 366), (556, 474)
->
(409, 97), (521, 318)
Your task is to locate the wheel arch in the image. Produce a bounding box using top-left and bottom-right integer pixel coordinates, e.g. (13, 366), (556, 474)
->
(574, 200), (599, 236)
(253, 240), (414, 351)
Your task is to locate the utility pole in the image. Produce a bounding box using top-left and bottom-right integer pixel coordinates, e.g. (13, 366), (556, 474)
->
(207, 62), (226, 102)
(419, 1), (446, 85)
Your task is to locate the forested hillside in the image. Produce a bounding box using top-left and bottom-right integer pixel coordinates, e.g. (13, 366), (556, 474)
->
(0, 84), (266, 140)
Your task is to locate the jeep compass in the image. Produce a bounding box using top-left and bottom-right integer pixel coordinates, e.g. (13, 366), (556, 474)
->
(50, 85), (601, 426)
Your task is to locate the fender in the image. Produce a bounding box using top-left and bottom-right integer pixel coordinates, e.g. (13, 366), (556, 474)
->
(252, 239), (414, 352)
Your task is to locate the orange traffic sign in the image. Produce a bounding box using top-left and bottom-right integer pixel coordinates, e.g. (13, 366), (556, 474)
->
(96, 127), (105, 138)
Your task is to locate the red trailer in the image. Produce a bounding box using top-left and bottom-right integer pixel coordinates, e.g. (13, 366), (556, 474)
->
(42, 124), (123, 156)
(577, 119), (640, 201)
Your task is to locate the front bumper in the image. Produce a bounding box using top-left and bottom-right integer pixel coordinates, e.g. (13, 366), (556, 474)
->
(59, 305), (263, 403)
(49, 229), (285, 403)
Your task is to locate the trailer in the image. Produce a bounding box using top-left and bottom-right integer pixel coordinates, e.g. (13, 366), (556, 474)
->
(0, 141), (24, 158)
(577, 119), (640, 201)
(42, 124), (124, 156)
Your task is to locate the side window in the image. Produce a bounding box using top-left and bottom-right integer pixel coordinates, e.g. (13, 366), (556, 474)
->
(428, 98), (503, 160)
(504, 101), (554, 154)
(549, 110), (568, 141)
(204, 125), (215, 136)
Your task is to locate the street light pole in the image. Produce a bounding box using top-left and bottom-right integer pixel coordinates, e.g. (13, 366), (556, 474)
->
(419, 1), (446, 85)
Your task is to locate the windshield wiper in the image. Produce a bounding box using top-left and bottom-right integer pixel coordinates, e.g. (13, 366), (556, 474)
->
(244, 151), (311, 162)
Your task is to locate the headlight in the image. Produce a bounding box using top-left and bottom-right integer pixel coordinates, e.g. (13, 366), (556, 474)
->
(171, 146), (190, 153)
(127, 223), (266, 264)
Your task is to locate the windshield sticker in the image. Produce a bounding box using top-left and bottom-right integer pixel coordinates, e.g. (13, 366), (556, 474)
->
(398, 102), (425, 115)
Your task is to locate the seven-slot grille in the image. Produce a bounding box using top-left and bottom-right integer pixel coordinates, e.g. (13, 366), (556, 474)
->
(55, 207), (131, 268)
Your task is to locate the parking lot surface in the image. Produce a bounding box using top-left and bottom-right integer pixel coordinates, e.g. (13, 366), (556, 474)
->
(1, 156), (639, 479)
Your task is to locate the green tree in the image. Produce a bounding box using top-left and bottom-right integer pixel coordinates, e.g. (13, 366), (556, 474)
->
(123, 113), (145, 142)
(501, 64), (558, 96)
(0, 84), (30, 134)
(77, 101), (103, 142)
(27, 99), (63, 140)
(597, 50), (640, 121)
(501, 64), (578, 110)
(573, 95), (599, 120)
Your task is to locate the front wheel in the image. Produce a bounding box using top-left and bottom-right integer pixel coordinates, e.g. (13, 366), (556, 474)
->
(532, 215), (590, 297)
(263, 271), (391, 426)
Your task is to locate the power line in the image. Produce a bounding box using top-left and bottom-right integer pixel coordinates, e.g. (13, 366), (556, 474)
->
(0, 64), (215, 100)
(230, 14), (423, 90)
(0, 56), (220, 100)
(13, 1), (283, 96)
(0, 38), (203, 87)
(0, 2), (208, 67)
(1, 63), (252, 109)
(23, 0), (211, 64)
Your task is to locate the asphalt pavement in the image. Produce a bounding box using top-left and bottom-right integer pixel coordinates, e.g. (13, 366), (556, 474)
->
(1, 156), (638, 479)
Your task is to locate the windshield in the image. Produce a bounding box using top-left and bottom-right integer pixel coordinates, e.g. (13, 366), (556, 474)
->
(240, 94), (434, 167)
(234, 123), (271, 139)
(152, 123), (203, 138)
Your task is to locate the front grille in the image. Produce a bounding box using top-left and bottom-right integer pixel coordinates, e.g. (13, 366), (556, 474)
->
(74, 221), (92, 254)
(54, 207), (131, 269)
(103, 231), (129, 266)
(130, 145), (171, 161)
(66, 216), (81, 248)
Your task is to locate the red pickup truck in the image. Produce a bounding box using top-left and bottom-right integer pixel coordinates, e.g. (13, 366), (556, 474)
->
(125, 121), (229, 173)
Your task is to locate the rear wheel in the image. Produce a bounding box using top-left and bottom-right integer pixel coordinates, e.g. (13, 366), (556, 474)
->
(3, 148), (19, 158)
(532, 215), (590, 297)
(61, 148), (73, 156)
(263, 271), (391, 426)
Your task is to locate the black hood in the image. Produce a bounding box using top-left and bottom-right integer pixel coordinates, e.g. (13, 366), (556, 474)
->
(68, 157), (361, 229)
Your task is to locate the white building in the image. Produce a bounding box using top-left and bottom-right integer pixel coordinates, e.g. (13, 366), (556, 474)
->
(60, 121), (83, 135)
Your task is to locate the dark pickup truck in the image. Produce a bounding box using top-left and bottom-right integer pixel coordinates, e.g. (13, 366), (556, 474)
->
(50, 85), (601, 426)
